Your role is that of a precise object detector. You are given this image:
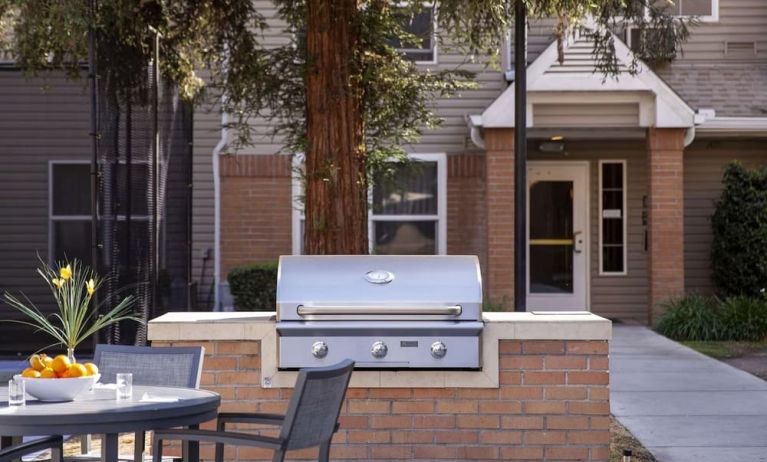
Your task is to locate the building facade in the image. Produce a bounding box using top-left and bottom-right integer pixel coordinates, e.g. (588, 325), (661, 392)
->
(1, 0), (766, 342)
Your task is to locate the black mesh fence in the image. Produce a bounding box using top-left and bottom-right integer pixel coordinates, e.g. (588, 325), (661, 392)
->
(96, 57), (192, 346)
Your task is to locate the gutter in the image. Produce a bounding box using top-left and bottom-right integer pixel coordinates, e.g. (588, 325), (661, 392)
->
(212, 97), (229, 311)
(696, 117), (767, 136)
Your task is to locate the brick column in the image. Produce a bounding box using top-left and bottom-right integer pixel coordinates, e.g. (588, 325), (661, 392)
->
(647, 128), (685, 323)
(485, 128), (515, 308)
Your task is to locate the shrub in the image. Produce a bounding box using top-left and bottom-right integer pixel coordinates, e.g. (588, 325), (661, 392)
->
(655, 294), (724, 341)
(656, 294), (767, 341)
(711, 162), (767, 297)
(719, 296), (767, 341)
(227, 262), (278, 311)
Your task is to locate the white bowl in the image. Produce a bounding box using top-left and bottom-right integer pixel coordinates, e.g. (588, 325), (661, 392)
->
(15, 374), (100, 402)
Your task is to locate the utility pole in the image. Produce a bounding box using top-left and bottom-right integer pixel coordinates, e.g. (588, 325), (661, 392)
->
(514, 0), (527, 312)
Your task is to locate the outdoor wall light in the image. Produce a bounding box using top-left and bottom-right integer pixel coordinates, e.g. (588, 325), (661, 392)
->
(539, 138), (565, 153)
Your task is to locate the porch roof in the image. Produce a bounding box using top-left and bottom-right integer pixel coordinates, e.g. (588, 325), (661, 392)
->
(479, 32), (697, 130)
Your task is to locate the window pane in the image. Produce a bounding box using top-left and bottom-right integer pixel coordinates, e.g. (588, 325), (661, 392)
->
(602, 163), (623, 189)
(388, 6), (435, 61)
(603, 191), (623, 210)
(52, 164), (91, 216)
(373, 161), (438, 215)
(682, 0), (712, 16)
(603, 218), (623, 245)
(603, 246), (625, 273)
(53, 221), (92, 263)
(373, 220), (436, 255)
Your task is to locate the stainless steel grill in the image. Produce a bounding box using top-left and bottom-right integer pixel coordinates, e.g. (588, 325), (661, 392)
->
(276, 255), (483, 369)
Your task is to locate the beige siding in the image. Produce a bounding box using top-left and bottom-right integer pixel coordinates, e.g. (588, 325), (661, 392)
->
(675, 0), (767, 62)
(533, 103), (640, 128)
(684, 140), (767, 294)
(530, 140), (649, 322)
(0, 70), (91, 353)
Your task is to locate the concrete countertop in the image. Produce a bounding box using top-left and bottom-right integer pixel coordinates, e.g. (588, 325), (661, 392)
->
(148, 311), (611, 388)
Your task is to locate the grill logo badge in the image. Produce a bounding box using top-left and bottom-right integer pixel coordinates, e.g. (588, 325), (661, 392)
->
(365, 270), (395, 284)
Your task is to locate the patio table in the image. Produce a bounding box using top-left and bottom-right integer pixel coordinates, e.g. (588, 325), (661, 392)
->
(0, 385), (220, 462)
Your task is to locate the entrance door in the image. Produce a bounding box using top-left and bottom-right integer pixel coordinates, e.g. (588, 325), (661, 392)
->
(527, 162), (589, 311)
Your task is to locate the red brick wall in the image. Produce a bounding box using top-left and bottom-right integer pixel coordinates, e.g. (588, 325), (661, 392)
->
(154, 339), (610, 462)
(220, 154), (488, 280)
(447, 154), (487, 273)
(646, 128), (685, 323)
(484, 129), (516, 307)
(220, 155), (292, 277)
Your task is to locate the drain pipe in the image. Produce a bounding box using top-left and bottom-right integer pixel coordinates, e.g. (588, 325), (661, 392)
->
(684, 125), (696, 147)
(466, 115), (486, 149)
(212, 96), (229, 311)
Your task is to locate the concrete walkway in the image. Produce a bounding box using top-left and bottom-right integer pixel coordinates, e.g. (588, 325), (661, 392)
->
(611, 325), (767, 462)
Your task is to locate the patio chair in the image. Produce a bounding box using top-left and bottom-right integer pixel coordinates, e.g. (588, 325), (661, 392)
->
(79, 344), (205, 462)
(0, 436), (63, 462)
(152, 359), (355, 462)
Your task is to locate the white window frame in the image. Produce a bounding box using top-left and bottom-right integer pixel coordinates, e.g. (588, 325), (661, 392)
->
(291, 152), (447, 255)
(49, 160), (92, 265)
(48, 160), (152, 265)
(668, 0), (719, 22)
(394, 2), (438, 65)
(598, 160), (628, 276)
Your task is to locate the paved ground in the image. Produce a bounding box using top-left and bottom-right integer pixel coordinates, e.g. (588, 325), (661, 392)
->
(611, 325), (767, 462)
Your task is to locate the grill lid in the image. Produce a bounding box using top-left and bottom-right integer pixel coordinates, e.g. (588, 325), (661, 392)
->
(276, 255), (482, 321)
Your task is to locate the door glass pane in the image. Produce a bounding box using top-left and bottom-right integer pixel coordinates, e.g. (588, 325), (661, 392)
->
(529, 181), (574, 294)
(373, 220), (436, 255)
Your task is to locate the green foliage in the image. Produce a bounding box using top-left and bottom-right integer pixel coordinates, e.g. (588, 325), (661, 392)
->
(656, 294), (767, 342)
(711, 162), (767, 297)
(227, 262), (278, 312)
(656, 294), (723, 341)
(2, 258), (139, 352)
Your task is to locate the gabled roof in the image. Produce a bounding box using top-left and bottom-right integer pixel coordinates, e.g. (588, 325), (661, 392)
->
(481, 31), (697, 129)
(656, 62), (767, 118)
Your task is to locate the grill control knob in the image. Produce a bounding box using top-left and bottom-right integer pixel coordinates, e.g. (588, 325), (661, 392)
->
(430, 341), (447, 359)
(311, 341), (329, 359)
(371, 341), (388, 359)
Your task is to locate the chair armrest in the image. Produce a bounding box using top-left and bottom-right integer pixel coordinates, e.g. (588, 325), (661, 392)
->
(0, 436), (63, 462)
(153, 429), (282, 450)
(217, 412), (285, 428)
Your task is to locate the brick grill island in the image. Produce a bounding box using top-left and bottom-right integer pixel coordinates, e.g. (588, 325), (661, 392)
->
(148, 311), (611, 461)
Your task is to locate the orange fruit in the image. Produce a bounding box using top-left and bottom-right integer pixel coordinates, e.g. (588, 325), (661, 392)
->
(67, 363), (88, 378)
(41, 355), (53, 369)
(40, 368), (56, 379)
(83, 363), (99, 377)
(21, 367), (41, 378)
(51, 354), (71, 374)
(29, 354), (48, 371)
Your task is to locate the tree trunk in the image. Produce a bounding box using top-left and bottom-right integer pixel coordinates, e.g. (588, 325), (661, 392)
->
(304, 0), (367, 255)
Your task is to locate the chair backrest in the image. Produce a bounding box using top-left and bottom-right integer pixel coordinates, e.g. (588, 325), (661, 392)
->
(93, 344), (204, 388)
(279, 359), (355, 450)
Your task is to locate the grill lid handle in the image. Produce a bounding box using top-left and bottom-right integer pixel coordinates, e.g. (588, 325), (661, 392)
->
(296, 305), (462, 316)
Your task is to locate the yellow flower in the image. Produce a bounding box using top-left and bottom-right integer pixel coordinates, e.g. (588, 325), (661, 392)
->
(51, 278), (65, 289)
(86, 279), (96, 296)
(60, 264), (73, 281)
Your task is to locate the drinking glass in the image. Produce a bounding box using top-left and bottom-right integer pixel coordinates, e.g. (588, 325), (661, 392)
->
(116, 373), (133, 400)
(8, 378), (25, 407)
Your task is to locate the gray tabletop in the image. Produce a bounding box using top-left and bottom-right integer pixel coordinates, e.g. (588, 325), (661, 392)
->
(0, 385), (220, 435)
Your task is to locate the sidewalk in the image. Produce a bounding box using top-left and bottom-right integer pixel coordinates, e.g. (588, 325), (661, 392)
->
(611, 325), (767, 462)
